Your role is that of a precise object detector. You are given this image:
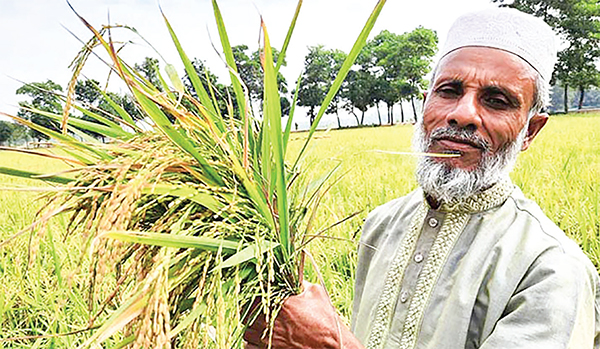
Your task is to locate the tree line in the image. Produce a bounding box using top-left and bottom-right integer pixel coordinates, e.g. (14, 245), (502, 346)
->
(298, 27), (437, 127)
(1, 26), (437, 146)
(5, 0), (599, 146)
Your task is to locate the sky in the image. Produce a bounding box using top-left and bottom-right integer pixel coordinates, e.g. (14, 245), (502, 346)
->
(0, 0), (499, 128)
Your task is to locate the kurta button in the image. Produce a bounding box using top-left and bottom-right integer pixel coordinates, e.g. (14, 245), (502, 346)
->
(400, 290), (409, 303)
(428, 217), (439, 227)
(414, 252), (424, 263)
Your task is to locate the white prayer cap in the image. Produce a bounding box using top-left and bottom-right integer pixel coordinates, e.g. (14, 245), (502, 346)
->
(440, 7), (557, 81)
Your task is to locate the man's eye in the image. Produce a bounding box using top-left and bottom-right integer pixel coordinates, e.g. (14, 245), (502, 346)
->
(485, 95), (510, 108)
(435, 85), (460, 97)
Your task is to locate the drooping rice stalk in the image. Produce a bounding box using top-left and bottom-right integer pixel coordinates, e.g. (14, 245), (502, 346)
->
(0, 0), (387, 347)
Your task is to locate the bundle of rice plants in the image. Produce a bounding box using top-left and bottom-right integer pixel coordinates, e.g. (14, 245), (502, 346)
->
(0, 0), (386, 347)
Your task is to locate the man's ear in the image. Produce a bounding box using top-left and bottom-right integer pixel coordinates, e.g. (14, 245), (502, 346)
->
(423, 91), (428, 101)
(521, 112), (548, 151)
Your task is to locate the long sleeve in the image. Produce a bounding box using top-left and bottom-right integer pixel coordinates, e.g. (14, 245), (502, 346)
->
(480, 248), (600, 349)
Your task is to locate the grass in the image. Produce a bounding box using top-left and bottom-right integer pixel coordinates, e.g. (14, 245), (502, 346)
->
(0, 152), (107, 347)
(1, 114), (598, 346)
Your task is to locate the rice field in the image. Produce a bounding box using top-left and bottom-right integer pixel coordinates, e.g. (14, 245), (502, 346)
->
(1, 113), (599, 346)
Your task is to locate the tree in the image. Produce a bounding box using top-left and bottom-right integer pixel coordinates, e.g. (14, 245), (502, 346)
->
(369, 28), (437, 124)
(397, 27), (438, 121)
(369, 30), (402, 124)
(0, 120), (12, 145)
(560, 1), (600, 110)
(0, 121), (29, 146)
(554, 43), (600, 111)
(252, 47), (289, 117)
(75, 79), (102, 105)
(16, 80), (63, 142)
(134, 57), (162, 90)
(342, 69), (375, 126)
(494, 0), (600, 112)
(297, 45), (346, 126)
(232, 45), (262, 105)
(8, 122), (30, 145)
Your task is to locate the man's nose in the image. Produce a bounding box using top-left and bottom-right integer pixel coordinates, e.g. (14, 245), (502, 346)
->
(445, 93), (481, 132)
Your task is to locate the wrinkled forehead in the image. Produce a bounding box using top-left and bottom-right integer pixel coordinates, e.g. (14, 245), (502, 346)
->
(433, 46), (537, 85)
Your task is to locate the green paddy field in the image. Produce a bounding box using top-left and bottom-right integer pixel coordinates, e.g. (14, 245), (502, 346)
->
(1, 113), (599, 346)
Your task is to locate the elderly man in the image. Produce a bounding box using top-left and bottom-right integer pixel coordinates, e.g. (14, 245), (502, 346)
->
(245, 7), (600, 349)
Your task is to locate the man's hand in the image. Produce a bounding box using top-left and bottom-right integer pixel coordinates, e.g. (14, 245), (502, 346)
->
(243, 282), (364, 349)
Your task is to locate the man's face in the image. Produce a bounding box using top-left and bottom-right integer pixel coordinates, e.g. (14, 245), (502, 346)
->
(414, 46), (548, 203)
(422, 47), (538, 171)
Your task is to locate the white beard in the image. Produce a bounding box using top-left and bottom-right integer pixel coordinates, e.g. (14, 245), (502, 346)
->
(412, 122), (527, 203)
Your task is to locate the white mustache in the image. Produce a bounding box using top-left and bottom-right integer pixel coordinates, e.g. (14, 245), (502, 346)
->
(428, 127), (490, 151)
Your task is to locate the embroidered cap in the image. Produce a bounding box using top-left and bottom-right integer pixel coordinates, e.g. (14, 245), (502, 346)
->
(440, 8), (557, 81)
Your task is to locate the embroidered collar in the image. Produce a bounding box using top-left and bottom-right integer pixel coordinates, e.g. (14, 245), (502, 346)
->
(427, 178), (514, 213)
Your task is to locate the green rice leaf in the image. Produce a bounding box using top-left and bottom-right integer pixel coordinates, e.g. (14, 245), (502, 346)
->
(56, 145), (98, 166)
(143, 184), (224, 213)
(275, 0), (303, 73)
(214, 240), (280, 270)
(212, 0), (253, 169)
(113, 336), (135, 349)
(104, 231), (240, 252)
(165, 63), (185, 95)
(161, 12), (217, 118)
(156, 64), (177, 100)
(94, 84), (140, 131)
(67, 122), (101, 144)
(170, 303), (207, 338)
(77, 290), (149, 348)
(0, 167), (73, 185)
(22, 106), (132, 140)
(227, 159), (276, 230)
(130, 88), (224, 186)
(261, 21), (291, 259)
(71, 103), (125, 130)
(211, 0), (248, 127)
(0, 111), (109, 163)
(204, 68), (224, 121)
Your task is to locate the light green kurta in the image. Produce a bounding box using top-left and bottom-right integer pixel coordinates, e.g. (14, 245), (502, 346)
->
(351, 179), (600, 349)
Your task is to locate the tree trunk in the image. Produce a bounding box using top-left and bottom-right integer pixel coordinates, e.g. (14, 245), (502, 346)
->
(250, 102), (258, 120)
(411, 97), (417, 122)
(336, 109), (341, 129)
(563, 83), (569, 114)
(350, 110), (360, 126)
(360, 110), (365, 126)
(400, 103), (405, 123)
(578, 86), (585, 110)
(376, 102), (382, 125)
(309, 106), (316, 125)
